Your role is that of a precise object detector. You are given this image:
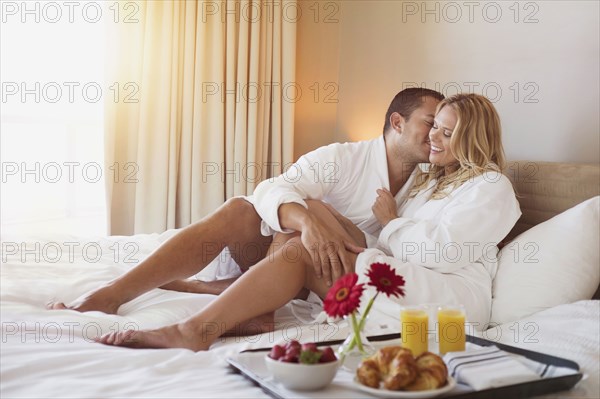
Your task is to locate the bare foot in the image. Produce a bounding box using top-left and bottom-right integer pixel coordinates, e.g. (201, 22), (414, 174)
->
(47, 286), (122, 314)
(94, 314), (276, 351)
(94, 323), (210, 351)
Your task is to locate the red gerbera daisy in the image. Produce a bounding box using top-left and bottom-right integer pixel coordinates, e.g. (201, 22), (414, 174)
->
(323, 273), (364, 318)
(367, 262), (406, 298)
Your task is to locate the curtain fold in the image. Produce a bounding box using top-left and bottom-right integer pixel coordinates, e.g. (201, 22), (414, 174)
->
(105, 0), (296, 235)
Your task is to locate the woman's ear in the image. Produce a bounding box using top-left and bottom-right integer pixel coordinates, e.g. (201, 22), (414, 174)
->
(390, 112), (405, 133)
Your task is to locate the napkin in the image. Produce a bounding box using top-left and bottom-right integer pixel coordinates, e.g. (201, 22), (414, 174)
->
(443, 346), (540, 390)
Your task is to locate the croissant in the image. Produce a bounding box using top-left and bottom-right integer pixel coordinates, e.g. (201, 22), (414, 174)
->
(355, 358), (380, 388)
(356, 346), (418, 390)
(404, 352), (448, 391)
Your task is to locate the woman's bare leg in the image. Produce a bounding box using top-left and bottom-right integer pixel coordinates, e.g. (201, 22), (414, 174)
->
(48, 198), (271, 313)
(95, 200), (360, 350)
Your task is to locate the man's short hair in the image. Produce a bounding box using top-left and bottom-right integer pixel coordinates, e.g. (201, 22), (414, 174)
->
(382, 88), (445, 134)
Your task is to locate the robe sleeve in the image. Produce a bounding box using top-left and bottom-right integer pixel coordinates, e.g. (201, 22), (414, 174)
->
(376, 174), (521, 273)
(251, 143), (343, 233)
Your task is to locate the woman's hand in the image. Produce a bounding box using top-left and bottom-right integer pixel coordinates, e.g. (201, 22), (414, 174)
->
(372, 188), (398, 227)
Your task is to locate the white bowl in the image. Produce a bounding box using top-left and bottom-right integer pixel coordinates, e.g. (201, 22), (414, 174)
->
(264, 356), (340, 390)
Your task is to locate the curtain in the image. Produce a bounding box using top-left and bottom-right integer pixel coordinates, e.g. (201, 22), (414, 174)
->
(104, 0), (296, 235)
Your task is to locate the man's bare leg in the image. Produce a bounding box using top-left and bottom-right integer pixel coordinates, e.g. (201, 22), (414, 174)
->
(48, 198), (271, 314)
(160, 199), (367, 297)
(94, 201), (359, 350)
(160, 278), (239, 296)
(162, 278), (310, 300)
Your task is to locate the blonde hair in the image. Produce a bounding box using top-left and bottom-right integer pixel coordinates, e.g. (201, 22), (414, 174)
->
(410, 93), (506, 199)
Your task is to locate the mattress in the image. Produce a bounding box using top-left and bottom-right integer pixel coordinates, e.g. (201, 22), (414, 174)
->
(1, 230), (598, 398)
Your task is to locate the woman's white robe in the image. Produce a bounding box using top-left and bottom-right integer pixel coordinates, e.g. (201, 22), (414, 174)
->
(245, 136), (521, 329)
(355, 170), (521, 330)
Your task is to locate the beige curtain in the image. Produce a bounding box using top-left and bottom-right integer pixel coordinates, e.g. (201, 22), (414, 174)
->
(104, 0), (296, 235)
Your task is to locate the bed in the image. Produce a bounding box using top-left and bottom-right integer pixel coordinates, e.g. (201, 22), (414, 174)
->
(1, 161), (598, 398)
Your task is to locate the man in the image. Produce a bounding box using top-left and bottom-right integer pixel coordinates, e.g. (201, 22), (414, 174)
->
(49, 88), (443, 323)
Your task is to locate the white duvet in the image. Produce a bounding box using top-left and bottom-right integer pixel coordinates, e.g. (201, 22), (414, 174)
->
(1, 231), (598, 398)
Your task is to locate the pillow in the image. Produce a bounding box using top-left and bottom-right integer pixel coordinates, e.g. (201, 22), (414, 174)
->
(491, 196), (600, 325)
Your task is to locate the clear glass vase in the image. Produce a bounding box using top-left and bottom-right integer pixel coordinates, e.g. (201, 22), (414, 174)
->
(337, 314), (376, 372)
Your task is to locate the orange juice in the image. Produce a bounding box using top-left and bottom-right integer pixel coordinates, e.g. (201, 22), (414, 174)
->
(438, 306), (466, 355)
(400, 307), (428, 356)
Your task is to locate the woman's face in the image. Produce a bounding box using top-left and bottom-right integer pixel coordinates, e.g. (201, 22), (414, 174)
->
(429, 105), (458, 168)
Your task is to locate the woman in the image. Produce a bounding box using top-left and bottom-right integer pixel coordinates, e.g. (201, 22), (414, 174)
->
(96, 93), (520, 350)
(350, 93), (521, 331)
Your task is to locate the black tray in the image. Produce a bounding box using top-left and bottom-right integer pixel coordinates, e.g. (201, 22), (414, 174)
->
(227, 333), (583, 399)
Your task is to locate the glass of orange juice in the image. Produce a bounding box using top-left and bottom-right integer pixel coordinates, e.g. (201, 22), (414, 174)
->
(437, 304), (466, 355)
(400, 305), (428, 357)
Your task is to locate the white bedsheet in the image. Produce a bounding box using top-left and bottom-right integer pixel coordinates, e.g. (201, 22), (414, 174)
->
(1, 231), (261, 398)
(1, 231), (598, 398)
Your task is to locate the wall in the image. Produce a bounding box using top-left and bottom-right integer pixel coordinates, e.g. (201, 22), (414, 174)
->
(295, 0), (600, 163)
(293, 1), (341, 160)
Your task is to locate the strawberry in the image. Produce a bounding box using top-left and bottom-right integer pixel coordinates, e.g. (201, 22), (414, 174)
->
(319, 347), (337, 363)
(301, 342), (318, 352)
(285, 340), (301, 350)
(281, 354), (297, 363)
(285, 345), (300, 362)
(268, 344), (285, 360)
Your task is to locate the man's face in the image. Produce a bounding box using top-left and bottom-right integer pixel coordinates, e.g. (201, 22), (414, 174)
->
(397, 96), (439, 163)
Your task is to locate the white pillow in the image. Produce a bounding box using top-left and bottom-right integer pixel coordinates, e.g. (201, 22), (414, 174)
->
(491, 196), (600, 325)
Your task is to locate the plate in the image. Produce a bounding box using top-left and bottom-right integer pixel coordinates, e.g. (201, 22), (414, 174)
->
(351, 376), (456, 399)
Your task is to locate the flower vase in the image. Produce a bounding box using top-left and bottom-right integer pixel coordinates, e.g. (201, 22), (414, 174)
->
(337, 314), (375, 372)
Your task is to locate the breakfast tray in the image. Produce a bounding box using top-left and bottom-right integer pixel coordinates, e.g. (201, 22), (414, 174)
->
(226, 334), (583, 399)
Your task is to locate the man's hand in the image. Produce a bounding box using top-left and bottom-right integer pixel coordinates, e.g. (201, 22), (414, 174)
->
(344, 241), (365, 254)
(321, 202), (367, 248)
(278, 202), (363, 286)
(299, 214), (356, 286)
(372, 188), (398, 227)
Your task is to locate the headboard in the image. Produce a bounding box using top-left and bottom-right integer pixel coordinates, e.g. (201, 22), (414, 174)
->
(504, 161), (600, 240)
(504, 161), (600, 299)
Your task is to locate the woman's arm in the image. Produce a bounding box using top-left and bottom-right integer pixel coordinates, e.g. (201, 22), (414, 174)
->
(378, 174), (521, 273)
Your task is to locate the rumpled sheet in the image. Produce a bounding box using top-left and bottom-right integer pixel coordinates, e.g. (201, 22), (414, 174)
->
(1, 231), (598, 398)
(0, 230), (349, 398)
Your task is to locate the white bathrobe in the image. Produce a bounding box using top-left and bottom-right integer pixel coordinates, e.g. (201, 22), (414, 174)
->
(354, 170), (521, 331)
(207, 136), (397, 280)
(242, 136), (521, 329)
(248, 135), (408, 238)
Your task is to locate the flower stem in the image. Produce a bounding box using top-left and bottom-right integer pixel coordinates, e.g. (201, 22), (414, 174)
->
(345, 293), (379, 353)
(358, 293), (378, 332)
(350, 312), (365, 353)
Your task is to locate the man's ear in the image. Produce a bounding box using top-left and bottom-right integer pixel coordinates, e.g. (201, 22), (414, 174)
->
(390, 112), (405, 133)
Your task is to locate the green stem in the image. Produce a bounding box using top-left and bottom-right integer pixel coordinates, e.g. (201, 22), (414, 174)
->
(350, 312), (364, 353)
(345, 293), (379, 353)
(358, 293), (378, 331)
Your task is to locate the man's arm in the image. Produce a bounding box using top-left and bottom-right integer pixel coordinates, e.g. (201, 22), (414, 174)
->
(251, 143), (361, 285)
(252, 143), (340, 234)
